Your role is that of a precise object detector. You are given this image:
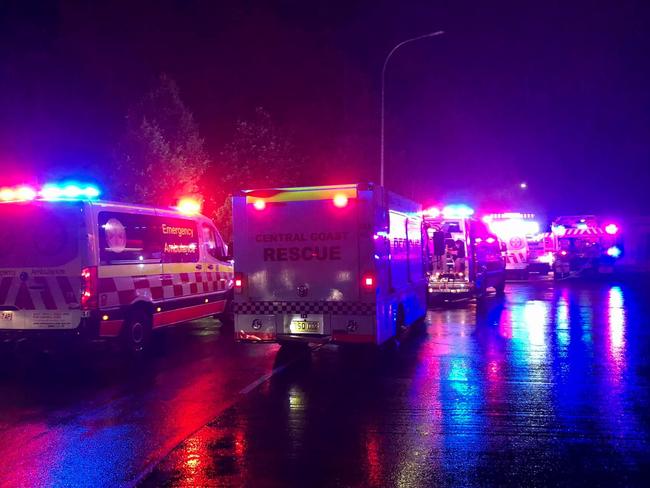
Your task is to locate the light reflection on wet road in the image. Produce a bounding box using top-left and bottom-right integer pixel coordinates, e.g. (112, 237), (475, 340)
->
(145, 280), (650, 487)
(0, 322), (281, 488)
(1, 280), (649, 487)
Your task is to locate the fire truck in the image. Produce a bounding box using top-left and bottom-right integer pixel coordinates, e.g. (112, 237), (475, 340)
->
(483, 213), (541, 279)
(423, 205), (506, 301)
(0, 183), (233, 353)
(551, 215), (622, 278)
(231, 183), (427, 347)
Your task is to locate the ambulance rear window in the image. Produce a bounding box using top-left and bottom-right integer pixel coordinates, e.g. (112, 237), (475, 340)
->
(0, 202), (81, 267)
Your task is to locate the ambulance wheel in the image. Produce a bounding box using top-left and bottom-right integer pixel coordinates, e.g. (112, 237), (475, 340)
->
(396, 305), (406, 336)
(495, 279), (506, 296)
(123, 307), (152, 356)
(217, 298), (234, 326)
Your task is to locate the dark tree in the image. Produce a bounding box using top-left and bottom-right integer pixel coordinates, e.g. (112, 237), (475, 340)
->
(205, 107), (303, 240)
(112, 74), (210, 206)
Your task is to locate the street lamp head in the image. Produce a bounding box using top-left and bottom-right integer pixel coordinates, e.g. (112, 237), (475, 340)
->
(520, 182), (528, 189)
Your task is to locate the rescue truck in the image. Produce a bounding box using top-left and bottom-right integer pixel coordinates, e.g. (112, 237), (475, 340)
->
(551, 215), (622, 278)
(0, 184), (233, 353)
(231, 183), (427, 346)
(483, 213), (541, 279)
(424, 205), (506, 301)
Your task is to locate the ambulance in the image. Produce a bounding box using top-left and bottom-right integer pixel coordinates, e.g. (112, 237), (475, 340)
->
(483, 213), (541, 279)
(231, 183), (427, 346)
(551, 215), (622, 278)
(525, 232), (556, 273)
(424, 205), (506, 301)
(0, 183), (233, 353)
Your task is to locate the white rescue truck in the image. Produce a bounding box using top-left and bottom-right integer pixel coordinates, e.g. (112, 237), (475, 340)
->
(0, 184), (233, 353)
(232, 184), (427, 346)
(483, 213), (540, 279)
(424, 205), (506, 301)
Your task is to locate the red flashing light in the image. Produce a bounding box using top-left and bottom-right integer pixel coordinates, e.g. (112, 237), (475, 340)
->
(81, 266), (98, 310)
(333, 194), (349, 208)
(177, 197), (202, 215)
(362, 273), (376, 290)
(253, 199), (266, 211)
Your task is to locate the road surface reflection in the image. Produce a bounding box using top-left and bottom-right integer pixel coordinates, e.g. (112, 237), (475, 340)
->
(146, 280), (650, 487)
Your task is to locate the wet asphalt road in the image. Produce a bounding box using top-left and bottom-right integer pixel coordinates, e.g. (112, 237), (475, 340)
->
(1, 279), (650, 487)
(0, 320), (284, 487)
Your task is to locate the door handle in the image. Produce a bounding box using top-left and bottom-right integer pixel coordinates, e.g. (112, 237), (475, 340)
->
(195, 264), (203, 270)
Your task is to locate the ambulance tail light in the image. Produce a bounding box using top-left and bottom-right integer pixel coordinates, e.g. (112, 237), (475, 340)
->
(234, 272), (245, 294)
(333, 193), (349, 208)
(81, 266), (98, 310)
(362, 273), (376, 291)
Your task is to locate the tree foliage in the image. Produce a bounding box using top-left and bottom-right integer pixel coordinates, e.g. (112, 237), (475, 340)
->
(112, 74), (210, 206)
(205, 107), (303, 240)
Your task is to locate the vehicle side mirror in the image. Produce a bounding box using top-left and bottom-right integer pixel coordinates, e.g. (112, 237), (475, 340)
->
(224, 242), (234, 261)
(433, 231), (446, 256)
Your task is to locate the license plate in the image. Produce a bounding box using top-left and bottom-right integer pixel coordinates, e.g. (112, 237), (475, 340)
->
(1, 311), (13, 322)
(291, 320), (320, 333)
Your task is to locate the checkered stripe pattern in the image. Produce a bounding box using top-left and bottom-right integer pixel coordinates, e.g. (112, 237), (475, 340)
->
(0, 276), (80, 311)
(99, 271), (231, 308)
(233, 301), (376, 315)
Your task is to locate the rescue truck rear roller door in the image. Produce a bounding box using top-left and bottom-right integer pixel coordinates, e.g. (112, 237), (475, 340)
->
(236, 197), (362, 303)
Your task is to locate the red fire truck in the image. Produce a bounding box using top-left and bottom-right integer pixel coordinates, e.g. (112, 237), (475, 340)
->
(231, 183), (427, 347)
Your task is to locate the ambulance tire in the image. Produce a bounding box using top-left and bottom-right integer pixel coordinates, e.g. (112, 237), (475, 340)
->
(217, 297), (234, 326)
(396, 304), (407, 337)
(476, 279), (488, 300)
(495, 279), (506, 296)
(122, 307), (152, 356)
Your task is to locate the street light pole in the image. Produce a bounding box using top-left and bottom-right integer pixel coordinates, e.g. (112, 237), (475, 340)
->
(380, 30), (444, 187)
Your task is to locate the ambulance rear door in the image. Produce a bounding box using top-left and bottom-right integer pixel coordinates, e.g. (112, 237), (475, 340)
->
(0, 201), (86, 330)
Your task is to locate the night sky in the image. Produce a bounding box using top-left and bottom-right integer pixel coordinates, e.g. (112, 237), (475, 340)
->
(1, 0), (648, 215)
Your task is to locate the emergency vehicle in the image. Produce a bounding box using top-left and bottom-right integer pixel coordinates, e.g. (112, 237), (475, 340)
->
(0, 184), (233, 353)
(551, 215), (622, 278)
(526, 232), (556, 273)
(231, 183), (427, 346)
(424, 205), (506, 301)
(483, 213), (541, 279)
